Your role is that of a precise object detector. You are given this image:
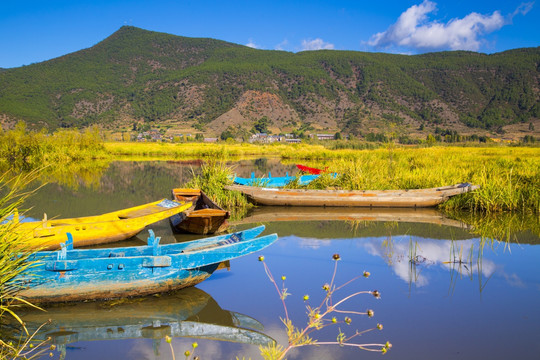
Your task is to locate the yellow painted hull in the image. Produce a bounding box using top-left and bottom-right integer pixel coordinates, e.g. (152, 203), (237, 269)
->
(12, 199), (191, 250)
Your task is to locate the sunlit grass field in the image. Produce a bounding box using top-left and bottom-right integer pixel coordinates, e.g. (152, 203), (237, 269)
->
(103, 141), (291, 158)
(290, 146), (539, 213)
(105, 142), (539, 213)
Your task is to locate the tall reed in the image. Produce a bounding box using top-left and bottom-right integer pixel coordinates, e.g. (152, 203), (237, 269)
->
(0, 171), (45, 359)
(183, 160), (252, 218)
(295, 147), (540, 213)
(0, 124), (107, 171)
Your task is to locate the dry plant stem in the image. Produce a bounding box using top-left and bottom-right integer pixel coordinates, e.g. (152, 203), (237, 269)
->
(331, 291), (375, 316)
(1, 321), (51, 359)
(262, 262), (289, 321)
(261, 256), (389, 360)
(168, 342), (175, 360)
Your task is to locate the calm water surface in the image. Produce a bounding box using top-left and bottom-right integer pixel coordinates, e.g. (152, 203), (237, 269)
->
(11, 160), (540, 360)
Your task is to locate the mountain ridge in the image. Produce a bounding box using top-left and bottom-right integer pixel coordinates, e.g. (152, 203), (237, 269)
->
(0, 26), (538, 140)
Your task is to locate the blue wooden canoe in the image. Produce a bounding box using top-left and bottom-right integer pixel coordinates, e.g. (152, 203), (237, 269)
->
(233, 172), (320, 187)
(14, 225), (277, 303)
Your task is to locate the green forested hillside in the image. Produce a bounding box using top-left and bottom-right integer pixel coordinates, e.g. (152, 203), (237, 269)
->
(0, 26), (538, 137)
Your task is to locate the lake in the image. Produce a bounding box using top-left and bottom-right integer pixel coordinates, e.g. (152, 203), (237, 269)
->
(8, 160), (540, 360)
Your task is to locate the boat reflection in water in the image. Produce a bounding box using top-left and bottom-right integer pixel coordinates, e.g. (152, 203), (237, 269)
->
(18, 287), (273, 359)
(235, 206), (468, 229)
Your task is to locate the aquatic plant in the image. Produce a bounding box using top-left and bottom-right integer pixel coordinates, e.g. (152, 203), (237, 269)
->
(444, 211), (540, 242)
(248, 178), (271, 187)
(257, 254), (391, 359)
(0, 171), (47, 359)
(288, 146), (540, 213)
(183, 160), (252, 218)
(0, 124), (107, 171)
(0, 321), (52, 360)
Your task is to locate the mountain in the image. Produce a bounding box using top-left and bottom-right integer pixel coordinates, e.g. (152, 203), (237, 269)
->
(0, 26), (539, 139)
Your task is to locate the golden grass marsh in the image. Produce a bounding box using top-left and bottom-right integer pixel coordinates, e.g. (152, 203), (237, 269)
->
(290, 146), (540, 214)
(104, 142), (539, 214)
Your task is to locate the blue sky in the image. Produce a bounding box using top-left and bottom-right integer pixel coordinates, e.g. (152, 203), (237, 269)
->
(0, 0), (538, 68)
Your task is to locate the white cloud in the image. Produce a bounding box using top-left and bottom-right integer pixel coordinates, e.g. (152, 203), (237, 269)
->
(300, 38), (335, 51)
(246, 39), (258, 49)
(511, 2), (534, 17)
(275, 39), (289, 51)
(368, 1), (533, 52)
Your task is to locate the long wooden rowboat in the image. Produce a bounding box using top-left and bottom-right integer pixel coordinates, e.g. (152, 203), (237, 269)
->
(225, 183), (479, 208)
(170, 188), (230, 234)
(233, 172), (320, 187)
(9, 199), (192, 250)
(14, 225), (277, 303)
(16, 287), (274, 351)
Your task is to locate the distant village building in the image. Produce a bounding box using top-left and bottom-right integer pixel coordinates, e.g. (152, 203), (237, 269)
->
(137, 129), (163, 142)
(204, 137), (218, 143)
(315, 134), (334, 140)
(285, 138), (301, 143)
(249, 133), (269, 143)
(250, 133), (290, 143)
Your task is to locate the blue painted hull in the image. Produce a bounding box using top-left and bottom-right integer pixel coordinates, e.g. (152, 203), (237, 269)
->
(233, 172), (319, 187)
(15, 226), (277, 302)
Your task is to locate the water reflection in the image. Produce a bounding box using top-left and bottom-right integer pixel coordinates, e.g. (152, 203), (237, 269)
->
(364, 236), (497, 289)
(19, 159), (540, 241)
(9, 159), (540, 359)
(11, 287), (272, 359)
(236, 206), (469, 228)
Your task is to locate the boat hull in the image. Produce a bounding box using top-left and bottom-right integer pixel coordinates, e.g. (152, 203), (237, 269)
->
(18, 265), (218, 302)
(233, 173), (319, 187)
(15, 226), (277, 303)
(171, 189), (229, 235)
(225, 184), (479, 208)
(12, 199), (192, 250)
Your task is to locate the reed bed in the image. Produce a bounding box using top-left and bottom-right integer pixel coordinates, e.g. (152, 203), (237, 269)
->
(183, 160), (252, 219)
(0, 125), (107, 171)
(0, 172), (47, 359)
(104, 141), (292, 159)
(293, 147), (540, 214)
(4, 127), (537, 214)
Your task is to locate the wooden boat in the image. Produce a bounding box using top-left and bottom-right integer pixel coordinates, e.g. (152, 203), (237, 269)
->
(9, 199), (192, 250)
(296, 164), (328, 175)
(170, 188), (230, 234)
(14, 225), (277, 303)
(225, 183), (479, 208)
(15, 287), (274, 357)
(233, 172), (319, 187)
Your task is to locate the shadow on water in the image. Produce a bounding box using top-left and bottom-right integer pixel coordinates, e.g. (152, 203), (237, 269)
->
(1, 287), (273, 360)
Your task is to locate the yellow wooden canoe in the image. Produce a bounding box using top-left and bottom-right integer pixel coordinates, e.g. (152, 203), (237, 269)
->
(11, 199), (191, 250)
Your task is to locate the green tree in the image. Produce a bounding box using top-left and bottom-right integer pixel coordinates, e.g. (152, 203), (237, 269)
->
(220, 127), (235, 141)
(253, 116), (270, 134)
